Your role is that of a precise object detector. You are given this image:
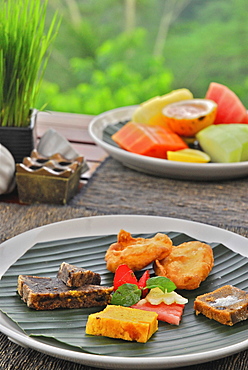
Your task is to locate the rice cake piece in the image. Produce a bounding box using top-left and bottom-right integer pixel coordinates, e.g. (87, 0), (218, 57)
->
(85, 305), (158, 343)
(57, 262), (101, 287)
(194, 285), (248, 326)
(17, 275), (113, 310)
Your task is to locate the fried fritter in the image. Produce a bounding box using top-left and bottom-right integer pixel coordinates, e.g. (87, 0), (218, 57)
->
(105, 229), (172, 273)
(153, 241), (214, 290)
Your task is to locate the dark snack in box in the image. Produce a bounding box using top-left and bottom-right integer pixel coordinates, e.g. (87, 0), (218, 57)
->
(194, 285), (248, 326)
(57, 262), (101, 287)
(17, 275), (113, 311)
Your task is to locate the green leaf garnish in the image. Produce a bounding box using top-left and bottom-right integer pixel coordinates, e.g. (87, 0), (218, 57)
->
(111, 283), (142, 307)
(146, 276), (177, 293)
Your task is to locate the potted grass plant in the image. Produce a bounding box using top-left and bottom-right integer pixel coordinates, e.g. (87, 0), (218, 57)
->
(0, 0), (60, 162)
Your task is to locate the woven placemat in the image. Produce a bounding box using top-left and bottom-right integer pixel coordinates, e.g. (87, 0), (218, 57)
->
(0, 203), (102, 243)
(1, 156), (248, 243)
(72, 157), (248, 231)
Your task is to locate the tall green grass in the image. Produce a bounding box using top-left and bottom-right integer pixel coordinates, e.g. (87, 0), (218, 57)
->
(0, 0), (60, 127)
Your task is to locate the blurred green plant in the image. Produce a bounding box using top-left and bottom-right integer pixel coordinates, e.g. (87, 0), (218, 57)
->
(37, 29), (173, 115)
(0, 0), (60, 127)
(37, 0), (248, 114)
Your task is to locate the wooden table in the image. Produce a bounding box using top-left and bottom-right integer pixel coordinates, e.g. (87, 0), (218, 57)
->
(0, 111), (248, 370)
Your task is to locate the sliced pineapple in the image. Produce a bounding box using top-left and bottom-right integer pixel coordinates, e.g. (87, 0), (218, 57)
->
(167, 148), (211, 163)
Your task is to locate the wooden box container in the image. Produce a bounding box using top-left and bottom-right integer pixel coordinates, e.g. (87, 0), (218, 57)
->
(16, 150), (84, 205)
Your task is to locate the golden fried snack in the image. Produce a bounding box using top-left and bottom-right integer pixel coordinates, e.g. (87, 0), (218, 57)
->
(153, 241), (214, 290)
(105, 229), (172, 273)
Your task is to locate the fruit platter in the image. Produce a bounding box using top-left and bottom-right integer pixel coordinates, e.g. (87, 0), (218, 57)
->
(89, 82), (248, 181)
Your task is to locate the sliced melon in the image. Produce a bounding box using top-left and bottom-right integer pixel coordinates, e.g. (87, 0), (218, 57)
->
(196, 125), (242, 163)
(218, 124), (248, 161)
(111, 121), (188, 158)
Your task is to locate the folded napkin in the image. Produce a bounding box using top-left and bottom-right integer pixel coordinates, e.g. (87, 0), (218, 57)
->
(37, 128), (89, 174)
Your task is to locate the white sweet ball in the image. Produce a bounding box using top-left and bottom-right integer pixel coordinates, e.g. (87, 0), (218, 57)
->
(0, 144), (16, 194)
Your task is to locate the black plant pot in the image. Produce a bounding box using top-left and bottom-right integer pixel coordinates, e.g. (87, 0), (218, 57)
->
(0, 109), (38, 163)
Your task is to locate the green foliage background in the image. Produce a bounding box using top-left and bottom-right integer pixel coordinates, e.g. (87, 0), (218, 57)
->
(37, 0), (248, 115)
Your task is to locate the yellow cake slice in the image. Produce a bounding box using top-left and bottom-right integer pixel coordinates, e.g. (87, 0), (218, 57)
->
(85, 305), (158, 343)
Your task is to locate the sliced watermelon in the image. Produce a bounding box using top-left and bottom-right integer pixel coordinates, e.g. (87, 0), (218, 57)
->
(113, 264), (138, 291)
(243, 111), (248, 123)
(205, 82), (247, 124)
(131, 301), (185, 325)
(138, 270), (150, 297)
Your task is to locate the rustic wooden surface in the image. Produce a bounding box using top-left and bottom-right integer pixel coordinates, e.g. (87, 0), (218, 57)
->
(0, 111), (248, 370)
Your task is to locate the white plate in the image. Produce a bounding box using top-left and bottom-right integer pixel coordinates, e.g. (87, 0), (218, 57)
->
(0, 215), (248, 369)
(88, 106), (248, 181)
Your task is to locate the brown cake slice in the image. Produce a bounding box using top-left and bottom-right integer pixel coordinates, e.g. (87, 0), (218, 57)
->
(17, 275), (113, 310)
(57, 262), (101, 287)
(194, 285), (248, 326)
